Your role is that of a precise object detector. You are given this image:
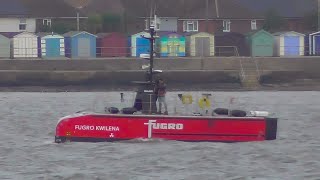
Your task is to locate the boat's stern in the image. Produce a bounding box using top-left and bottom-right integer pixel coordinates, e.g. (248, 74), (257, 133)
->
(265, 117), (278, 140)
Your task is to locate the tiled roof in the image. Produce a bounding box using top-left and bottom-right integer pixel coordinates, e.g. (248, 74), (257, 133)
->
(235, 0), (316, 18)
(0, 0), (29, 17)
(0, 0), (84, 18)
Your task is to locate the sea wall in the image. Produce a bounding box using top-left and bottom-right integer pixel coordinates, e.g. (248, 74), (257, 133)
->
(0, 57), (320, 91)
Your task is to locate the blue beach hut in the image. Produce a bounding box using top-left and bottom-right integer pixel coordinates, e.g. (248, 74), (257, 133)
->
(63, 31), (97, 58)
(273, 31), (305, 56)
(37, 32), (65, 58)
(130, 31), (150, 57)
(308, 31), (320, 55)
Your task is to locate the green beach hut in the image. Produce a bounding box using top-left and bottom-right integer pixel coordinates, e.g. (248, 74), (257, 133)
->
(246, 29), (274, 57)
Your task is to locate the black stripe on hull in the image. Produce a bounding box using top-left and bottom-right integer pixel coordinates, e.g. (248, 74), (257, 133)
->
(55, 136), (266, 143)
(153, 133), (262, 137)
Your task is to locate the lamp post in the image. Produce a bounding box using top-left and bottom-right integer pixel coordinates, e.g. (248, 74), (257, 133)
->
(206, 0), (209, 32)
(64, 0), (91, 31)
(77, 9), (81, 31)
(318, 0), (320, 31)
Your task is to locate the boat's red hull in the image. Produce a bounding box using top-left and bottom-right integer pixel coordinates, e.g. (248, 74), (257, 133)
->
(55, 113), (277, 143)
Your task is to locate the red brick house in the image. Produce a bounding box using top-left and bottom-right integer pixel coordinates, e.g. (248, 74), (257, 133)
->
(132, 0), (316, 34)
(79, 0), (316, 34)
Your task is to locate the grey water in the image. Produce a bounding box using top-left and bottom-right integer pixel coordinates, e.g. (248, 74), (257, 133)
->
(0, 91), (319, 180)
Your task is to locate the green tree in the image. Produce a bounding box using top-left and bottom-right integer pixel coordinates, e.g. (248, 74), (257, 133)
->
(38, 25), (52, 32)
(52, 22), (75, 34)
(101, 13), (122, 32)
(263, 9), (286, 32)
(88, 14), (102, 33)
(303, 11), (317, 31)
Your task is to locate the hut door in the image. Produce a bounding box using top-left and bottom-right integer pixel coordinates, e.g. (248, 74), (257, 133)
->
(168, 39), (179, 56)
(136, 38), (150, 57)
(314, 35), (320, 55)
(78, 38), (90, 57)
(195, 37), (210, 57)
(284, 36), (300, 56)
(20, 38), (27, 57)
(46, 39), (60, 57)
(0, 37), (9, 58)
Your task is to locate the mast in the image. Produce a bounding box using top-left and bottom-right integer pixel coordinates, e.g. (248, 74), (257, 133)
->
(148, 18), (156, 83)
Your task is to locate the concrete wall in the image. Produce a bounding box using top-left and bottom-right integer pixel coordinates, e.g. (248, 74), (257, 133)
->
(0, 70), (240, 87)
(0, 57), (320, 89)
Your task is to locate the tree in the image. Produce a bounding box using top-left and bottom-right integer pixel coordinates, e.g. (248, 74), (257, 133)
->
(52, 22), (75, 34)
(38, 25), (52, 33)
(263, 9), (286, 32)
(88, 14), (102, 34)
(303, 11), (317, 31)
(101, 13), (122, 32)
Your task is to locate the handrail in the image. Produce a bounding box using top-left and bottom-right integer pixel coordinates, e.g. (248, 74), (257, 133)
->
(253, 59), (261, 81)
(239, 58), (246, 81)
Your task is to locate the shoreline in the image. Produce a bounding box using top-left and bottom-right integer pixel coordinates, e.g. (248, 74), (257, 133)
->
(1, 57), (320, 92)
(1, 83), (320, 92)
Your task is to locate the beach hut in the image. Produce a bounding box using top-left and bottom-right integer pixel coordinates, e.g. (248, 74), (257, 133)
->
(214, 32), (249, 56)
(273, 31), (305, 56)
(185, 32), (214, 57)
(156, 32), (186, 57)
(63, 31), (97, 58)
(0, 34), (10, 58)
(308, 31), (320, 56)
(37, 32), (65, 58)
(12, 32), (38, 58)
(246, 30), (274, 57)
(96, 32), (127, 57)
(130, 31), (150, 57)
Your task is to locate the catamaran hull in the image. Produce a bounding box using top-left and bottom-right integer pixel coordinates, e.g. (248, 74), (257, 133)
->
(55, 113), (277, 143)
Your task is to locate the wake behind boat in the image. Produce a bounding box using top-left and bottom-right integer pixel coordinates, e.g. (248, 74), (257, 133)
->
(54, 16), (278, 143)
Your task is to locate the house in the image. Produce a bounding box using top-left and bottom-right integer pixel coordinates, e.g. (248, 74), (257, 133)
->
(0, 0), (87, 33)
(238, 0), (317, 33)
(82, 0), (315, 35)
(123, 0), (263, 34)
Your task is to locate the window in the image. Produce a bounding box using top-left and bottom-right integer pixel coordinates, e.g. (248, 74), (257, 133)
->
(19, 18), (27, 31)
(43, 19), (52, 27)
(183, 20), (198, 32)
(251, 20), (257, 30)
(145, 19), (160, 30)
(223, 20), (230, 32)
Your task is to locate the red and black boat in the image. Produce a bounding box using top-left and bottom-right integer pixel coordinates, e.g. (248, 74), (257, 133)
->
(54, 17), (278, 143)
(55, 112), (277, 143)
